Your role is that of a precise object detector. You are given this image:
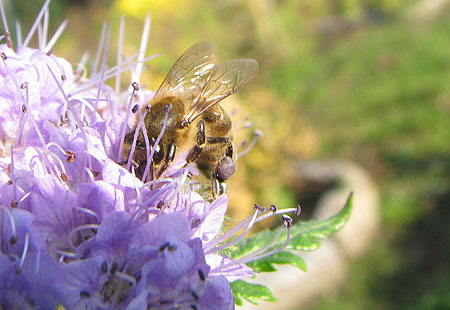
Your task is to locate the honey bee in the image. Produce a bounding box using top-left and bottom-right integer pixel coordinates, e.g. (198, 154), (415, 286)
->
(122, 42), (258, 196)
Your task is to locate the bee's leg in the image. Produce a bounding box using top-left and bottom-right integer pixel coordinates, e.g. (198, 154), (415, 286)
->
(206, 137), (231, 145)
(156, 141), (176, 178)
(211, 177), (219, 199)
(210, 175), (227, 199)
(186, 120), (206, 164)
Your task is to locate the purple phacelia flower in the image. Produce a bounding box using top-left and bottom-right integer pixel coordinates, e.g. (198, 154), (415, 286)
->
(0, 1), (298, 309)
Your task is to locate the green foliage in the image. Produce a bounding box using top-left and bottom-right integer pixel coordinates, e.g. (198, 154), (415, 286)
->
(288, 192), (353, 251)
(230, 193), (353, 305)
(246, 251), (307, 273)
(231, 280), (277, 306)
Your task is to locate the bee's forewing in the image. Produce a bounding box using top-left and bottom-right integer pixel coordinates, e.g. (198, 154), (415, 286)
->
(183, 59), (259, 124)
(154, 42), (258, 126)
(156, 41), (215, 96)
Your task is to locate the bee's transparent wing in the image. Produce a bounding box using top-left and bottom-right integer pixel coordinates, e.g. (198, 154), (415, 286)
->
(156, 41), (216, 96)
(155, 42), (258, 126)
(182, 59), (259, 125)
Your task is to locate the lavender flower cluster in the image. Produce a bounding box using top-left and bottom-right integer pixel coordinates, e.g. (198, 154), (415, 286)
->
(0, 1), (296, 309)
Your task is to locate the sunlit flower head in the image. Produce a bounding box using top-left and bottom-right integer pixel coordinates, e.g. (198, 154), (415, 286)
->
(0, 1), (298, 309)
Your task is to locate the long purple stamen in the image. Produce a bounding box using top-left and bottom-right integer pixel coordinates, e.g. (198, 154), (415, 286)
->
(237, 129), (263, 158)
(204, 208), (261, 254)
(18, 233), (30, 271)
(68, 224), (99, 250)
(10, 146), (17, 205)
(21, 82), (47, 147)
(93, 24), (110, 115)
(41, 6), (49, 49)
(93, 22), (107, 75)
(21, 0), (51, 48)
(118, 82), (139, 162)
(132, 14), (151, 84)
(115, 17), (125, 95)
(15, 21), (22, 46)
(143, 103), (171, 180)
(0, 0), (11, 47)
(1, 206), (16, 241)
(47, 63), (88, 140)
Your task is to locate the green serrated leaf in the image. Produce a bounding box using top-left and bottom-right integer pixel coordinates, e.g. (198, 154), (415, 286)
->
(228, 193), (353, 306)
(288, 192), (353, 251)
(229, 192), (353, 257)
(230, 280), (277, 306)
(247, 251), (307, 272)
(227, 229), (275, 259)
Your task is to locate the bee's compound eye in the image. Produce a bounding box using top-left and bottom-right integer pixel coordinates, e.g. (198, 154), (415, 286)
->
(152, 142), (165, 164)
(215, 156), (236, 181)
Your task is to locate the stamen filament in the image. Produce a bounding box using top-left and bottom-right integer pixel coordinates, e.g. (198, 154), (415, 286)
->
(0, 0), (11, 47)
(115, 17), (125, 95)
(22, 0), (51, 48)
(34, 251), (41, 276)
(73, 54), (159, 95)
(18, 233), (30, 270)
(115, 271), (137, 288)
(54, 249), (77, 259)
(42, 6), (49, 49)
(93, 22), (107, 75)
(145, 104), (171, 177)
(125, 118), (143, 171)
(10, 146), (17, 204)
(237, 129), (262, 158)
(1, 206), (16, 238)
(15, 20), (22, 47)
(132, 14), (151, 84)
(73, 206), (100, 222)
(94, 24), (110, 114)
(46, 64), (88, 140)
(83, 167), (95, 183)
(139, 110), (153, 183)
(68, 224), (99, 250)
(204, 209), (261, 254)
(118, 83), (138, 162)
(244, 225), (291, 264)
(46, 142), (67, 157)
(255, 207), (299, 223)
(44, 19), (68, 52)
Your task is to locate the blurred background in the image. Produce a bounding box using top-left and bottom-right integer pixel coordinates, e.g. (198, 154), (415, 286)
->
(4, 0), (450, 309)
